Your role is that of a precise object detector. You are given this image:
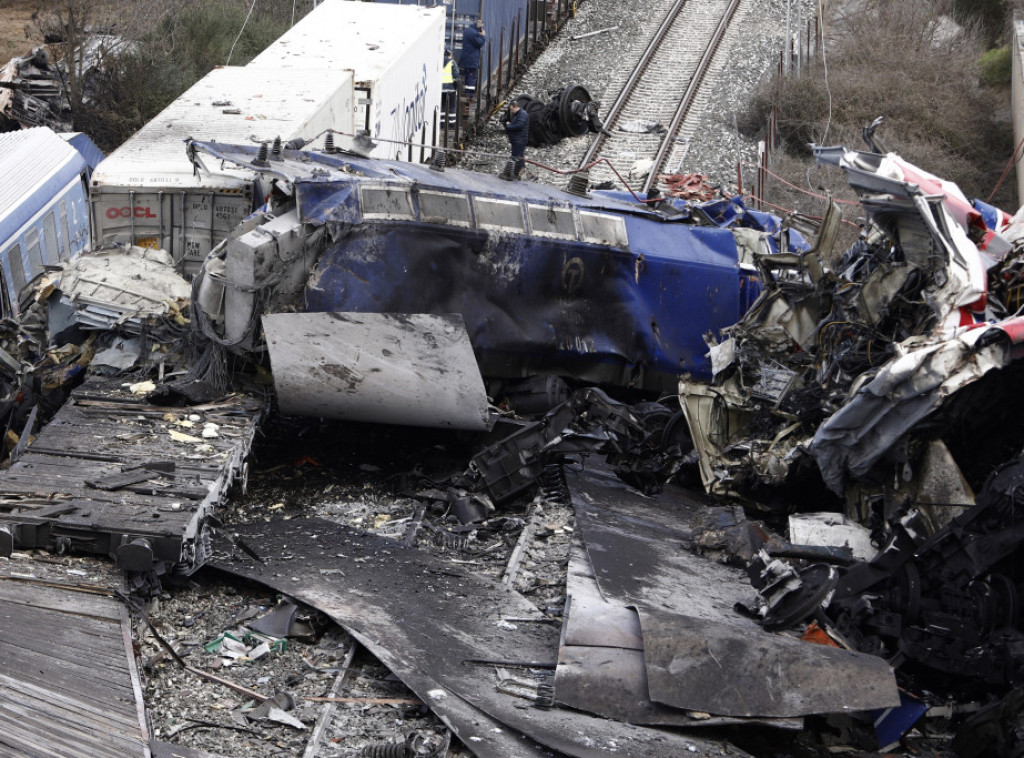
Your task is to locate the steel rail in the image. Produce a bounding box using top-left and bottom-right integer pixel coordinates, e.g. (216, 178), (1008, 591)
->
(642, 0), (742, 195)
(577, 0), (688, 169)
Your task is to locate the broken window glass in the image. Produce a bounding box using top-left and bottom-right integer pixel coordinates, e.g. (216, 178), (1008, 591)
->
(527, 204), (576, 239)
(23, 230), (42, 283)
(59, 200), (70, 259)
(579, 210), (628, 247)
(42, 211), (58, 266)
(473, 197), (525, 232)
(418, 190), (471, 226)
(3, 243), (24, 307)
(360, 186), (415, 220)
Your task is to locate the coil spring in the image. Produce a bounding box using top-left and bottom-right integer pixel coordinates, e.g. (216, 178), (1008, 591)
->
(534, 676), (556, 709)
(433, 530), (468, 552)
(538, 463), (570, 505)
(360, 731), (444, 758)
(360, 740), (410, 758)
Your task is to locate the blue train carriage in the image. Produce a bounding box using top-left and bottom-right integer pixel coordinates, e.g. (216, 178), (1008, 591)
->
(0, 127), (103, 318)
(187, 138), (798, 396)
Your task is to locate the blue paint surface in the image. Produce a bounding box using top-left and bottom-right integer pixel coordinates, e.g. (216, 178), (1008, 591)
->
(193, 140), (797, 392)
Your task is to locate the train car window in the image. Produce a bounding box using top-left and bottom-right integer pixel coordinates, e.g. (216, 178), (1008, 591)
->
(42, 212), (59, 266)
(473, 197), (525, 232)
(579, 211), (629, 247)
(360, 186), (415, 221)
(24, 229), (43, 277)
(6, 243), (26, 302)
(59, 201), (71, 259)
(418, 191), (471, 227)
(527, 204), (576, 240)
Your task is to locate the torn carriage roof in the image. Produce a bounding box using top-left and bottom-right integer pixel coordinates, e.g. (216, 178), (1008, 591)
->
(187, 139), (804, 391)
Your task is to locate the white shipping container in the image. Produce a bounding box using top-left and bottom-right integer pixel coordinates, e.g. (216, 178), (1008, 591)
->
(90, 66), (355, 270)
(248, 0), (445, 161)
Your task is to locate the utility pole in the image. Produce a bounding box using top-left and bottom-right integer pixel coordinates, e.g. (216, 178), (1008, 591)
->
(784, 0), (792, 75)
(796, 0), (803, 74)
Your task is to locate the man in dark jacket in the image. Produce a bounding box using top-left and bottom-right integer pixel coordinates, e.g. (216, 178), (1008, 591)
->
(504, 101), (529, 179)
(458, 19), (486, 99)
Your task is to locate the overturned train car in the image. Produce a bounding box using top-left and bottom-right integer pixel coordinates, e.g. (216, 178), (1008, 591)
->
(186, 139), (802, 426)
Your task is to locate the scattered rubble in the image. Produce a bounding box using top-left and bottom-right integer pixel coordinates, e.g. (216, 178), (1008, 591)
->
(2, 0), (1023, 754)
(6, 130), (1024, 756)
(0, 47), (71, 132)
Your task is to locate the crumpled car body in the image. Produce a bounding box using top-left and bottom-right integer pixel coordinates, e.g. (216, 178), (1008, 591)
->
(680, 144), (1024, 517)
(187, 139), (806, 399)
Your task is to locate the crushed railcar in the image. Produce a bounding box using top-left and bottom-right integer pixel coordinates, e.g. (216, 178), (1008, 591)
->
(0, 126), (103, 319)
(679, 142), (1024, 514)
(185, 137), (804, 421)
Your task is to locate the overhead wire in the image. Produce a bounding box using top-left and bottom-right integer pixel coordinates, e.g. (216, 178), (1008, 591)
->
(747, 161), (860, 206)
(226, 0), (258, 66)
(817, 0), (833, 146)
(986, 131), (1024, 204)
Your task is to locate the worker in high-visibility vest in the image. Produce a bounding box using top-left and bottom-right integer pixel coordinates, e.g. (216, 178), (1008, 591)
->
(442, 49), (459, 125)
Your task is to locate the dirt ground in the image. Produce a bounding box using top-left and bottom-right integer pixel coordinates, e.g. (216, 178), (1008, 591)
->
(0, 1), (41, 62)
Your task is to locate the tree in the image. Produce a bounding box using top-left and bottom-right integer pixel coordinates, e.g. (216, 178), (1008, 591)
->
(28, 0), (315, 150)
(30, 0), (191, 113)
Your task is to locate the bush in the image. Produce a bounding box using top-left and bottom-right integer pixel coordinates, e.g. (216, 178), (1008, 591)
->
(979, 45), (1012, 87)
(952, 0), (1007, 44)
(745, 0), (1017, 218)
(37, 0), (318, 151)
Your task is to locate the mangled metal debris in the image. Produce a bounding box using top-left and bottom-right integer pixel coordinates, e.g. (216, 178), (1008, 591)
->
(50, 244), (191, 337)
(665, 126), (1024, 746)
(0, 47), (72, 131)
(212, 515), (756, 758)
(0, 376), (263, 582)
(678, 140), (1024, 515)
(510, 84), (606, 147)
(186, 137), (802, 409)
(262, 312), (495, 431)
(751, 454), (1024, 687)
(562, 464), (899, 719)
(0, 243), (263, 584)
(461, 387), (682, 505)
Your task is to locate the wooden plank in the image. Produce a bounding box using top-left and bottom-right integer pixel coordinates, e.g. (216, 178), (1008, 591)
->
(0, 639), (136, 695)
(0, 579), (120, 621)
(0, 698), (147, 758)
(0, 576), (148, 758)
(0, 675), (142, 734)
(0, 614), (129, 668)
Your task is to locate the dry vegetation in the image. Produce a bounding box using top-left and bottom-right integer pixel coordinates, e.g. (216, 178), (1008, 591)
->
(743, 0), (1019, 248)
(1, 0), (319, 150)
(0, 1), (42, 60)
(2, 0), (1023, 215)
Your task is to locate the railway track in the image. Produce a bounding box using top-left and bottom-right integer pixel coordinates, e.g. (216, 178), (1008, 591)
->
(578, 0), (742, 193)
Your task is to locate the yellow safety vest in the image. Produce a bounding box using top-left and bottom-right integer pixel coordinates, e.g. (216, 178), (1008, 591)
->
(442, 60), (455, 85)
